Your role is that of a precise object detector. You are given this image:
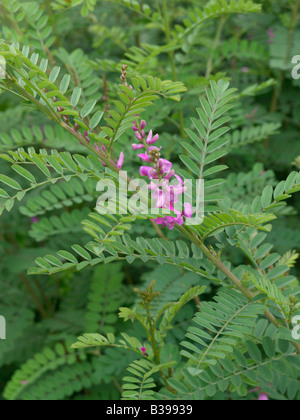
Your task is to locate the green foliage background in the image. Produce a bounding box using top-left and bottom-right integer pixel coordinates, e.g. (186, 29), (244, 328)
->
(0, 0), (300, 401)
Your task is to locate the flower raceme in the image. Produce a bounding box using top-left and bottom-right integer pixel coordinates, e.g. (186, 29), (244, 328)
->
(131, 120), (193, 230)
(78, 118), (193, 229)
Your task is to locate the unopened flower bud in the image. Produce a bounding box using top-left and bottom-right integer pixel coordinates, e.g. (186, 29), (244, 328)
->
(135, 132), (142, 141)
(132, 144), (144, 150)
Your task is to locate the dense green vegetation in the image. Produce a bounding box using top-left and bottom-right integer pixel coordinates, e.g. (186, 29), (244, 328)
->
(0, 0), (300, 401)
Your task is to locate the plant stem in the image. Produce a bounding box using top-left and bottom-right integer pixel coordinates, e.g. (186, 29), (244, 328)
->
(151, 220), (168, 240)
(112, 377), (123, 394)
(34, 278), (54, 314)
(146, 306), (173, 391)
(20, 275), (48, 319)
(146, 308), (160, 364)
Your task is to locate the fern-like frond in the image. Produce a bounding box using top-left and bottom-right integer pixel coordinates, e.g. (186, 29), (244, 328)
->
(27, 233), (218, 281)
(157, 286), (206, 342)
(0, 148), (103, 216)
(192, 209), (275, 242)
(124, 43), (176, 73)
(122, 359), (174, 400)
(71, 332), (145, 359)
(0, 0), (55, 50)
(3, 341), (88, 400)
(0, 305), (35, 368)
(228, 122), (281, 150)
(216, 38), (269, 62)
(174, 0), (262, 43)
(180, 80), (237, 181)
(181, 288), (266, 367)
(244, 266), (292, 317)
(20, 178), (97, 218)
(235, 231), (299, 316)
(29, 207), (90, 242)
(221, 163), (276, 207)
(52, 0), (160, 24)
(221, 171), (300, 215)
(0, 124), (85, 153)
(250, 171), (300, 214)
(239, 79), (277, 97)
(159, 337), (299, 400)
(0, 42), (186, 159)
(103, 75), (187, 149)
(85, 264), (125, 334)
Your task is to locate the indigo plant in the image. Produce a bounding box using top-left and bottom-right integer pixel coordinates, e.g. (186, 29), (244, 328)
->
(0, 0), (300, 401)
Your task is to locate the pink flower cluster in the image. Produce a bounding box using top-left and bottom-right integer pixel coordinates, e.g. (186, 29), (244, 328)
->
(132, 120), (193, 230)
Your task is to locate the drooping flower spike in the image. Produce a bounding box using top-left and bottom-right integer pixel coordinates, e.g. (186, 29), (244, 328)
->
(131, 120), (193, 230)
(117, 152), (124, 169)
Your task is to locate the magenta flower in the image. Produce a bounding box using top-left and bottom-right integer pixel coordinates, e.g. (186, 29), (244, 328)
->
(258, 393), (269, 401)
(132, 144), (144, 150)
(140, 166), (157, 178)
(146, 130), (159, 145)
(31, 217), (39, 223)
(141, 347), (146, 357)
(159, 159), (172, 173)
(135, 131), (144, 141)
(117, 152), (124, 169)
(183, 203), (193, 218)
